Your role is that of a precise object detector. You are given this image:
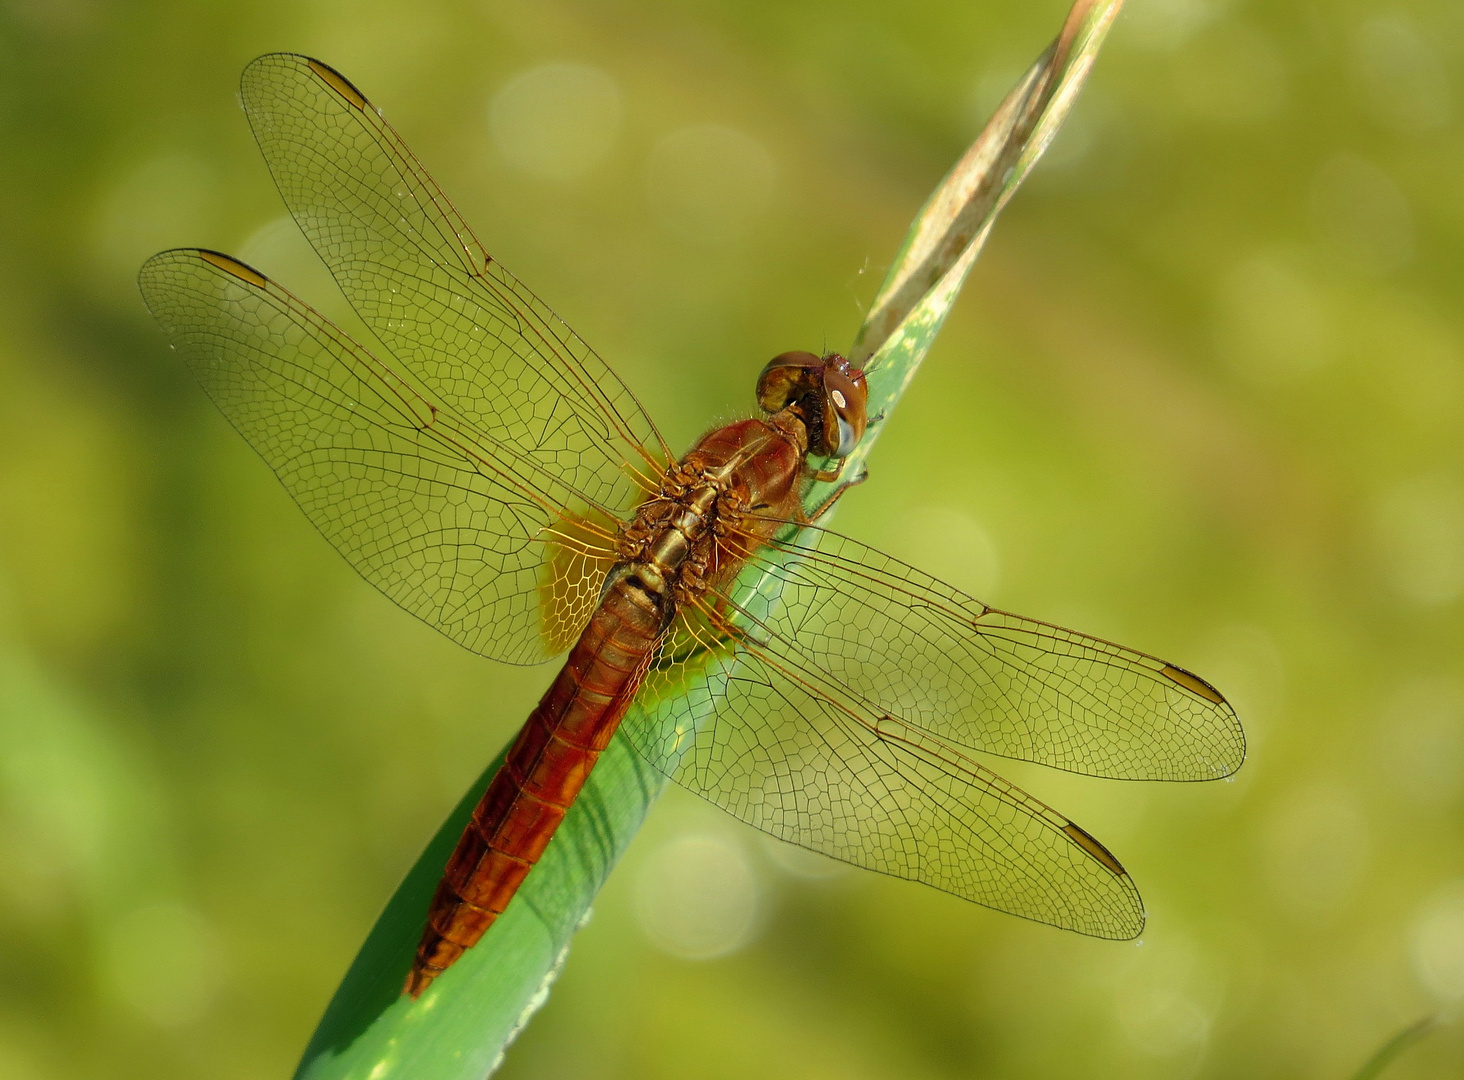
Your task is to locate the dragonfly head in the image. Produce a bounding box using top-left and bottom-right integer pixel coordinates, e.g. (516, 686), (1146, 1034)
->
(756, 351), (868, 459)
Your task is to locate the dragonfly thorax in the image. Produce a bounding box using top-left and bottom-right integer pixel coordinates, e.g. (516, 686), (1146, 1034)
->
(618, 461), (742, 607)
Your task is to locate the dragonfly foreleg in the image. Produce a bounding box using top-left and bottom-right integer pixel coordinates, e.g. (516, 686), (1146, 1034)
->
(806, 467), (870, 522)
(806, 456), (845, 484)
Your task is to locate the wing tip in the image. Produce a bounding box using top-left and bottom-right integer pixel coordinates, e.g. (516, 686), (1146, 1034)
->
(1056, 820), (1148, 938)
(1159, 661), (1249, 779)
(1104, 908), (1147, 941)
(1217, 730), (1248, 779)
(1192, 713), (1249, 782)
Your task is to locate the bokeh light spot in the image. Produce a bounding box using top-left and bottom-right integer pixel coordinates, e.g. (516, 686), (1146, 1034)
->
(1411, 880), (1464, 1000)
(1310, 154), (1414, 275)
(103, 900), (225, 1027)
(644, 125), (777, 244)
(1171, 22), (1288, 123)
(1261, 782), (1369, 919)
(887, 504), (1001, 599)
(1118, 988), (1211, 1057)
(91, 151), (218, 287)
(635, 832), (762, 960)
(1376, 676), (1464, 807)
(1125, 0), (1230, 51)
(488, 63), (622, 182)
(1112, 932), (1217, 1059)
(1214, 252), (1334, 385)
(1372, 475), (1464, 606)
(1352, 14), (1453, 135)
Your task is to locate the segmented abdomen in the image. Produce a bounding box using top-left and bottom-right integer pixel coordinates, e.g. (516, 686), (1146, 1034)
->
(406, 576), (663, 996)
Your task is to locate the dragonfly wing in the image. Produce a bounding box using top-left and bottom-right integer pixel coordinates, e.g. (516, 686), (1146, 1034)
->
(139, 248), (619, 664)
(721, 524), (1244, 781)
(623, 604), (1145, 938)
(238, 53), (670, 509)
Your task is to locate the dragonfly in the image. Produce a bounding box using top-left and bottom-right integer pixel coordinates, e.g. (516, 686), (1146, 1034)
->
(138, 53), (1245, 999)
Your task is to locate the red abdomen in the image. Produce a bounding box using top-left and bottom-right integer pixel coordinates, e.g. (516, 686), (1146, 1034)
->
(406, 575), (663, 996)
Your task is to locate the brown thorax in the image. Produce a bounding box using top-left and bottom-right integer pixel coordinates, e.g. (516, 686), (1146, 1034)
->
(617, 457), (750, 607)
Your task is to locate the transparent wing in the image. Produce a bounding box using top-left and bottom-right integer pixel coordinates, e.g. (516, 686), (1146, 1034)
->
(623, 603), (1145, 939)
(138, 248), (621, 664)
(723, 524), (1244, 780)
(237, 53), (671, 507)
(620, 522), (1244, 936)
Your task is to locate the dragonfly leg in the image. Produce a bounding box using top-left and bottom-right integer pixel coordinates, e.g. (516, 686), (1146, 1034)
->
(806, 457), (845, 484)
(806, 467), (869, 522)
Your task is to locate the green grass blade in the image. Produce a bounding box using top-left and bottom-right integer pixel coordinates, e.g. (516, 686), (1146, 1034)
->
(848, 0), (1123, 369)
(293, 3), (1124, 1076)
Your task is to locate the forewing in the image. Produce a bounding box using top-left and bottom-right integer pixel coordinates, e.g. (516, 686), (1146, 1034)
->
(623, 602), (1144, 938)
(721, 525), (1244, 781)
(138, 248), (618, 664)
(237, 53), (669, 509)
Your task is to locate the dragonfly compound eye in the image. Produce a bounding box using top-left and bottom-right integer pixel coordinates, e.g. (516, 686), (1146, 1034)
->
(820, 354), (867, 458)
(756, 351), (824, 413)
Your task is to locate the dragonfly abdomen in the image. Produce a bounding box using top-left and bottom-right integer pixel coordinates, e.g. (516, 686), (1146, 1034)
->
(407, 430), (804, 996)
(406, 573), (667, 996)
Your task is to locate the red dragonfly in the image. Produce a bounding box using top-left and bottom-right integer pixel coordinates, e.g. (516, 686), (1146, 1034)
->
(139, 54), (1244, 998)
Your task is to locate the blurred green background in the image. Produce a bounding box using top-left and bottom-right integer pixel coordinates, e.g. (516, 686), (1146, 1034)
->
(1, 0), (1463, 1077)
